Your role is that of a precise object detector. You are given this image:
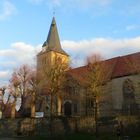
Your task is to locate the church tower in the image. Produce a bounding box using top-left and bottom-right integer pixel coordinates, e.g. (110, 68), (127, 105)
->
(37, 17), (69, 85)
(37, 17), (69, 115)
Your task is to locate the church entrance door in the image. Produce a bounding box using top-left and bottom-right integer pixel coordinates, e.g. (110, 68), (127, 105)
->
(64, 102), (72, 116)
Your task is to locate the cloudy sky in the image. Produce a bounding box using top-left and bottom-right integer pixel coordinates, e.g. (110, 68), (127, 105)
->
(0, 0), (140, 85)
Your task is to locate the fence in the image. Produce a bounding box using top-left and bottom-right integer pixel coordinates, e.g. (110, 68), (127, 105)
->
(0, 116), (140, 137)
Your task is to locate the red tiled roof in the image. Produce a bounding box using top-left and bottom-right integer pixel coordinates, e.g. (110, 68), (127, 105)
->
(111, 52), (140, 78)
(67, 52), (140, 84)
(66, 66), (89, 86)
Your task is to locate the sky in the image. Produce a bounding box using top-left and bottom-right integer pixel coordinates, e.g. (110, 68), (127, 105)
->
(0, 0), (140, 86)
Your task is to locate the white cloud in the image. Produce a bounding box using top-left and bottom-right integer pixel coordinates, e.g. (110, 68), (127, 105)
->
(0, 42), (41, 66)
(0, 61), (16, 69)
(0, 42), (41, 85)
(62, 36), (140, 66)
(0, 71), (9, 79)
(0, 1), (16, 20)
(0, 70), (10, 86)
(11, 42), (36, 63)
(1, 36), (140, 85)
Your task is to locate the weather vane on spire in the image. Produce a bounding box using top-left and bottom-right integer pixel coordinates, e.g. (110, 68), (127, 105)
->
(53, 7), (56, 17)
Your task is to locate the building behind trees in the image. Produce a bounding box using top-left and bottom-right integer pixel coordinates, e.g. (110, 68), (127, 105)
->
(36, 17), (140, 118)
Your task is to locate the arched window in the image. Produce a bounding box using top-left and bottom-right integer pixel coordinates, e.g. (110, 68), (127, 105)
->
(122, 79), (138, 115)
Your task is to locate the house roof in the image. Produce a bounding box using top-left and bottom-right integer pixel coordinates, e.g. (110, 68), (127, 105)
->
(67, 52), (140, 84)
(111, 52), (140, 78)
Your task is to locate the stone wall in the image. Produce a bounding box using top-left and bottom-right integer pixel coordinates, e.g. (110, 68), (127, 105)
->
(0, 116), (140, 137)
(0, 117), (95, 137)
(111, 75), (140, 110)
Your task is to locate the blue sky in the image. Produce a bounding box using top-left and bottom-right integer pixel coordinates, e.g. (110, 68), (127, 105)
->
(0, 0), (140, 85)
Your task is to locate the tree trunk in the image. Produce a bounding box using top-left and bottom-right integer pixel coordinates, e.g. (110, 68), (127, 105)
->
(11, 102), (16, 118)
(57, 96), (61, 116)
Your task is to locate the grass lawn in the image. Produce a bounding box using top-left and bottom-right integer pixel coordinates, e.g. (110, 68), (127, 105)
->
(16, 133), (140, 140)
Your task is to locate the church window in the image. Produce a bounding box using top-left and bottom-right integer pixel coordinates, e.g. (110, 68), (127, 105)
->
(65, 86), (71, 94)
(65, 86), (77, 95)
(74, 88), (78, 95)
(87, 98), (95, 108)
(122, 79), (138, 115)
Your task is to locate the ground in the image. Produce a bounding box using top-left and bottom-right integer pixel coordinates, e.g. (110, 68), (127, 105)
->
(0, 133), (140, 140)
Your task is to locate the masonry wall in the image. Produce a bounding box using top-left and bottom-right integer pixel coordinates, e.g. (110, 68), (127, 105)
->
(111, 74), (140, 110)
(0, 117), (97, 137)
(99, 74), (140, 117)
(0, 116), (140, 137)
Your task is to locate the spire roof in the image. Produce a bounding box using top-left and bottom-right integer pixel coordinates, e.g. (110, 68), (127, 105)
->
(42, 17), (68, 56)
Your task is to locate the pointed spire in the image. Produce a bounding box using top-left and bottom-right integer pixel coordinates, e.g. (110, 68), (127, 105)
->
(42, 17), (68, 56)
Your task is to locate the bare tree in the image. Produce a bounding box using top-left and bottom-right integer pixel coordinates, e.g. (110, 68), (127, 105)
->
(37, 53), (69, 136)
(0, 85), (20, 118)
(85, 53), (112, 137)
(86, 54), (106, 109)
(0, 87), (6, 118)
(8, 71), (20, 118)
(41, 54), (68, 116)
(9, 64), (37, 117)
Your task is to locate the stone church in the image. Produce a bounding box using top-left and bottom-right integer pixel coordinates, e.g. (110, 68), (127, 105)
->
(37, 17), (140, 118)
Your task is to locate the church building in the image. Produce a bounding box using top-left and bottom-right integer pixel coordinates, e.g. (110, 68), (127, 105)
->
(37, 17), (140, 118)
